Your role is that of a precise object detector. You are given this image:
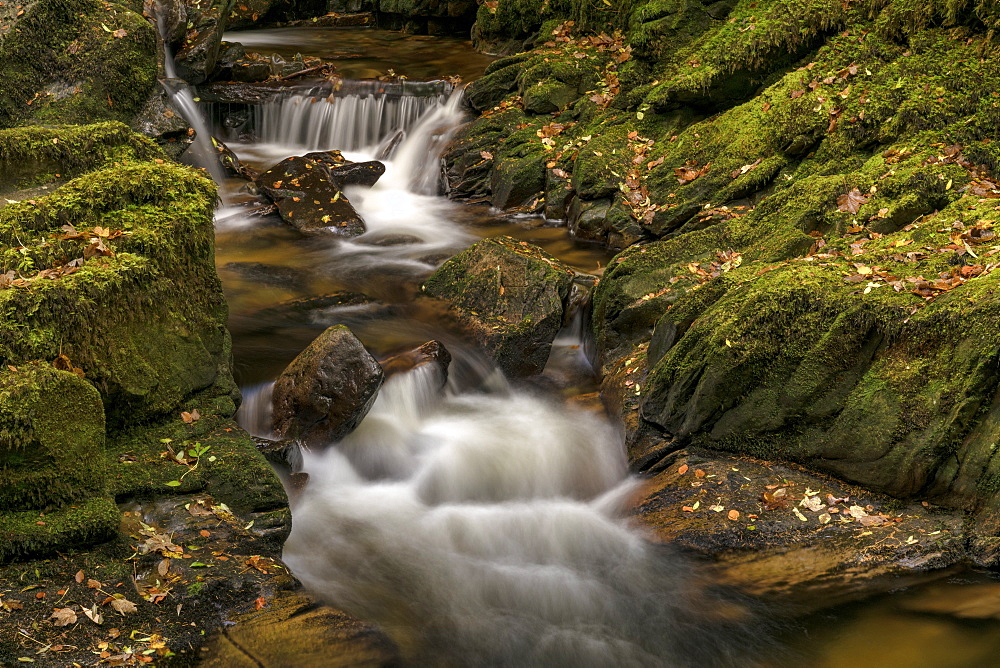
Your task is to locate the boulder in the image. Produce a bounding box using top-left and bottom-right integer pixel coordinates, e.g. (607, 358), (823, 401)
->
(0, 123), (238, 425)
(0, 0), (157, 128)
(173, 0), (231, 84)
(271, 325), (385, 447)
(380, 340), (451, 388)
(422, 236), (575, 377)
(255, 153), (385, 236)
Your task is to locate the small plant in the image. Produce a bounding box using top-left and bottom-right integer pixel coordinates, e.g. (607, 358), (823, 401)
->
(164, 441), (214, 487)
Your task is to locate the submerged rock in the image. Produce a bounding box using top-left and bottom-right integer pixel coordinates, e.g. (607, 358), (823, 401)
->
(422, 236), (576, 377)
(271, 325), (385, 447)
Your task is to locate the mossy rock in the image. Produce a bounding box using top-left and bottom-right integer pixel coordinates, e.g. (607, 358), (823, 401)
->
(0, 0), (157, 128)
(422, 236), (576, 377)
(0, 496), (119, 563)
(0, 364), (106, 510)
(0, 138), (237, 426)
(0, 121), (163, 194)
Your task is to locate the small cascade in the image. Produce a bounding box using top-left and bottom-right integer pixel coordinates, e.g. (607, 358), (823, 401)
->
(155, 10), (226, 184)
(235, 381), (274, 438)
(253, 81), (453, 153)
(283, 368), (762, 666)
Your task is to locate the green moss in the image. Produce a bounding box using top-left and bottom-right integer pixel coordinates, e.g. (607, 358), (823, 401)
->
(0, 0), (157, 128)
(108, 414), (287, 515)
(0, 121), (164, 192)
(0, 496), (119, 563)
(0, 364), (106, 510)
(0, 156), (235, 426)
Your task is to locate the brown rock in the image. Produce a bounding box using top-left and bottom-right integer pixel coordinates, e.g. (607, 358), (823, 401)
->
(271, 325), (384, 448)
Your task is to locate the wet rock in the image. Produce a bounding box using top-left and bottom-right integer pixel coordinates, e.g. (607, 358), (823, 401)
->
(633, 447), (967, 608)
(154, 0), (189, 48)
(130, 88), (190, 141)
(209, 40), (247, 81)
(285, 12), (374, 28)
(326, 158), (387, 188)
(356, 233), (424, 247)
(212, 137), (259, 180)
(271, 325), (385, 447)
(422, 236), (576, 377)
(256, 154), (369, 236)
(380, 340), (451, 388)
(173, 0), (230, 84)
(200, 592), (400, 667)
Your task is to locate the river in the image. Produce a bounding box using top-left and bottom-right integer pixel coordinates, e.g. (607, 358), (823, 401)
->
(200, 25), (1000, 668)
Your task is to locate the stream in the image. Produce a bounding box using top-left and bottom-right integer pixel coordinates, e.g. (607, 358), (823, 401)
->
(199, 26), (1000, 668)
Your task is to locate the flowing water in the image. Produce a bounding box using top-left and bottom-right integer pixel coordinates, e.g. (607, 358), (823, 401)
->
(204, 26), (1000, 668)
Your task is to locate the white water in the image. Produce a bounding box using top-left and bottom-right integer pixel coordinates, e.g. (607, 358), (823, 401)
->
(229, 78), (763, 665)
(156, 14), (227, 185)
(223, 87), (473, 272)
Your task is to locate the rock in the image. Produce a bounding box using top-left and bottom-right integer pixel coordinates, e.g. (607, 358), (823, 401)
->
(271, 325), (385, 447)
(326, 159), (387, 188)
(222, 261), (308, 291)
(633, 447), (967, 608)
(0, 0), (157, 128)
(256, 154), (369, 236)
(285, 12), (374, 28)
(212, 136), (259, 180)
(200, 592), (400, 667)
(0, 365), (119, 561)
(154, 0), (188, 48)
(380, 340), (451, 387)
(0, 123), (238, 424)
(422, 236), (576, 377)
(173, 0), (230, 84)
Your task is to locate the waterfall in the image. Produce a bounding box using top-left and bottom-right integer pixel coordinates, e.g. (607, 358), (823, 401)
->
(283, 367), (765, 667)
(155, 10), (226, 184)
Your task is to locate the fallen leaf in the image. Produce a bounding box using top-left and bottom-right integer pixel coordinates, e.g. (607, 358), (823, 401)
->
(83, 603), (104, 625)
(50, 607), (77, 626)
(255, 597), (267, 610)
(112, 28), (127, 38)
(110, 597), (137, 615)
(727, 509), (740, 521)
(677, 464), (689, 475)
(837, 188), (869, 214)
(74, 570), (85, 583)
(87, 579), (103, 589)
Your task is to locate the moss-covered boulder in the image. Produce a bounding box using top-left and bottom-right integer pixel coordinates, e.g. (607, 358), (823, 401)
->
(0, 364), (106, 510)
(0, 121), (237, 426)
(422, 236), (577, 377)
(0, 0), (157, 128)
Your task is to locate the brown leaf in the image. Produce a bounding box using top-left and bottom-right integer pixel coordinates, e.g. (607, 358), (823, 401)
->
(694, 469), (706, 478)
(110, 597), (137, 615)
(74, 570), (85, 583)
(255, 596), (267, 610)
(674, 161), (710, 185)
(727, 509), (740, 521)
(180, 409), (200, 423)
(87, 578), (103, 589)
(837, 188), (869, 214)
(677, 464), (689, 475)
(480, 151), (493, 160)
(50, 607), (78, 626)
(112, 28), (127, 38)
